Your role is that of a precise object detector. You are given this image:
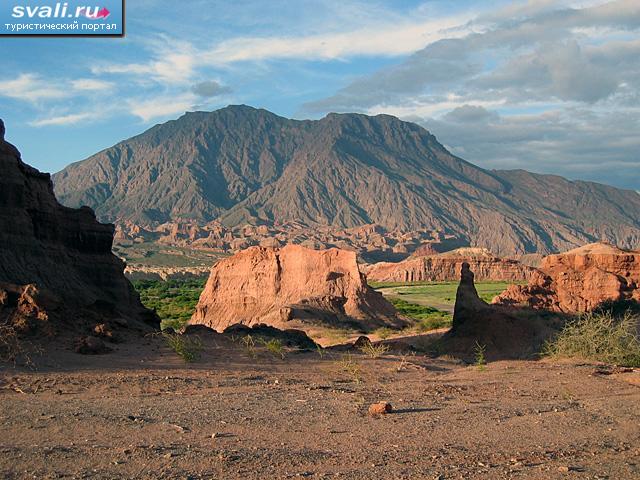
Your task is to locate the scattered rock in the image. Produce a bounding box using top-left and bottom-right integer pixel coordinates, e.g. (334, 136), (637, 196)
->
(368, 402), (393, 417)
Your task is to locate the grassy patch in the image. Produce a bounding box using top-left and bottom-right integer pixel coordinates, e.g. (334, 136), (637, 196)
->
(133, 279), (206, 331)
(374, 281), (514, 306)
(390, 298), (452, 332)
(544, 311), (640, 367)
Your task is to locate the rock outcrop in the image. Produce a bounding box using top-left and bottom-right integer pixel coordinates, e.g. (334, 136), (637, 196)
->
(366, 248), (536, 283)
(493, 243), (640, 313)
(442, 263), (562, 360)
(0, 119), (158, 339)
(190, 245), (404, 332)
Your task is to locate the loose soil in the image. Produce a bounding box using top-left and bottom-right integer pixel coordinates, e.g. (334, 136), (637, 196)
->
(1, 336), (639, 479)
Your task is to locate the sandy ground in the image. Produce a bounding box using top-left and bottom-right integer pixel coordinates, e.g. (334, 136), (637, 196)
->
(1, 335), (639, 480)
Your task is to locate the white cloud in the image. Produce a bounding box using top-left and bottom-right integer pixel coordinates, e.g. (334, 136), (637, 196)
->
(0, 74), (67, 102)
(71, 78), (114, 91)
(128, 94), (196, 122)
(30, 112), (95, 127)
(91, 37), (197, 85)
(202, 15), (473, 64)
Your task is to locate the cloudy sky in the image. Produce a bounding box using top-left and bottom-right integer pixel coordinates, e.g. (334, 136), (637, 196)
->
(1, 0), (638, 190)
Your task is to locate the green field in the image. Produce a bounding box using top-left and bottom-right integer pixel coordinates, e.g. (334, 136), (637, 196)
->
(372, 281), (513, 313)
(133, 279), (206, 331)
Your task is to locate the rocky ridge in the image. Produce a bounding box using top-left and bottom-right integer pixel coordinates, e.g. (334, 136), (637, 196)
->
(365, 247), (537, 283)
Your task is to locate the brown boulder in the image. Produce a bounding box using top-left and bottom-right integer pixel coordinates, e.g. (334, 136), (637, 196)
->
(190, 245), (404, 333)
(494, 243), (640, 313)
(366, 248), (536, 283)
(0, 120), (158, 340)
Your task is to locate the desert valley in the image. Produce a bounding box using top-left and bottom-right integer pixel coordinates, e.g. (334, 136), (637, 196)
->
(1, 106), (640, 479)
(2, 1), (640, 478)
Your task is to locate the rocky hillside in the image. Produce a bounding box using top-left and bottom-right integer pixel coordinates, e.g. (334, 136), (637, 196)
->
(53, 105), (640, 255)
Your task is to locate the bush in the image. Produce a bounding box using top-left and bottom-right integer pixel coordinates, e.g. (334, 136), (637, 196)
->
(358, 342), (390, 358)
(163, 332), (203, 363)
(544, 311), (640, 367)
(259, 338), (286, 359)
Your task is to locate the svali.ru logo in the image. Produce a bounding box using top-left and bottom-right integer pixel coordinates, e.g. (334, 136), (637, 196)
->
(12, 3), (110, 19)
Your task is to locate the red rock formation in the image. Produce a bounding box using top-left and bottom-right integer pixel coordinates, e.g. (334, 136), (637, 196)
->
(0, 119), (158, 337)
(494, 243), (640, 313)
(443, 263), (562, 360)
(366, 248), (536, 283)
(190, 245), (404, 332)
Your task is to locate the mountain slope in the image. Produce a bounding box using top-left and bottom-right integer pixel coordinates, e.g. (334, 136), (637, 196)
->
(53, 105), (640, 255)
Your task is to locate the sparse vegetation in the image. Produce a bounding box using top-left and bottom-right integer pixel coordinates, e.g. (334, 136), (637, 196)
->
(163, 332), (203, 363)
(133, 279), (206, 331)
(358, 341), (390, 358)
(239, 335), (257, 359)
(0, 324), (38, 367)
(259, 338), (286, 359)
(544, 310), (640, 367)
(336, 353), (362, 384)
(373, 327), (393, 339)
(474, 341), (487, 370)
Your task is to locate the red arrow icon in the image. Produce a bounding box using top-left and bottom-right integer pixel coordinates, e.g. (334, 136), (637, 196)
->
(95, 7), (110, 19)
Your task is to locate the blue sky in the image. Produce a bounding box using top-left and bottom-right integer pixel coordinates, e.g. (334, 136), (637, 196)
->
(1, 0), (638, 190)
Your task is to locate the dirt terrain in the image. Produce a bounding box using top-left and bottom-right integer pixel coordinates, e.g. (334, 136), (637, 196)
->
(1, 336), (639, 480)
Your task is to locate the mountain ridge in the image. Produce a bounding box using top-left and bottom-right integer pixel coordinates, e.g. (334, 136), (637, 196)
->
(52, 105), (640, 256)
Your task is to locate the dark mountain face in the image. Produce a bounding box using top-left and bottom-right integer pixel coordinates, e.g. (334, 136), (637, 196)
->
(53, 105), (640, 255)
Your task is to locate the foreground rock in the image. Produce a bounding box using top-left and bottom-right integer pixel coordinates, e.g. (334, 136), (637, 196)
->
(190, 245), (405, 332)
(494, 243), (640, 313)
(0, 119), (158, 343)
(442, 263), (562, 360)
(366, 248), (536, 283)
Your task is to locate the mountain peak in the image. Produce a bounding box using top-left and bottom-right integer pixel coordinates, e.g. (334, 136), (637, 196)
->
(52, 108), (640, 255)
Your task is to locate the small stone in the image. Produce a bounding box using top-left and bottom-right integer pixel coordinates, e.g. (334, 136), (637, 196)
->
(368, 402), (393, 416)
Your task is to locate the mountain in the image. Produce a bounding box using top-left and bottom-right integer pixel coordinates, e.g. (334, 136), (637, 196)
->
(52, 105), (640, 255)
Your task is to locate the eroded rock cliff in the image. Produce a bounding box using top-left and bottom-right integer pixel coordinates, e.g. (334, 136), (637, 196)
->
(190, 245), (404, 332)
(0, 119), (158, 339)
(493, 243), (640, 313)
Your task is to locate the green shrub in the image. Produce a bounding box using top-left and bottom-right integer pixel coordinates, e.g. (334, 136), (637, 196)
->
(259, 338), (286, 359)
(544, 311), (640, 367)
(474, 341), (487, 371)
(163, 332), (203, 363)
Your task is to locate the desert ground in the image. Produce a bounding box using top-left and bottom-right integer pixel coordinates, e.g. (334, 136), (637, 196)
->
(2, 335), (639, 480)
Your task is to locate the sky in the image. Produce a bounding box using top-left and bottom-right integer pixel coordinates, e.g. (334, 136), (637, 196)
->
(0, 0), (638, 190)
